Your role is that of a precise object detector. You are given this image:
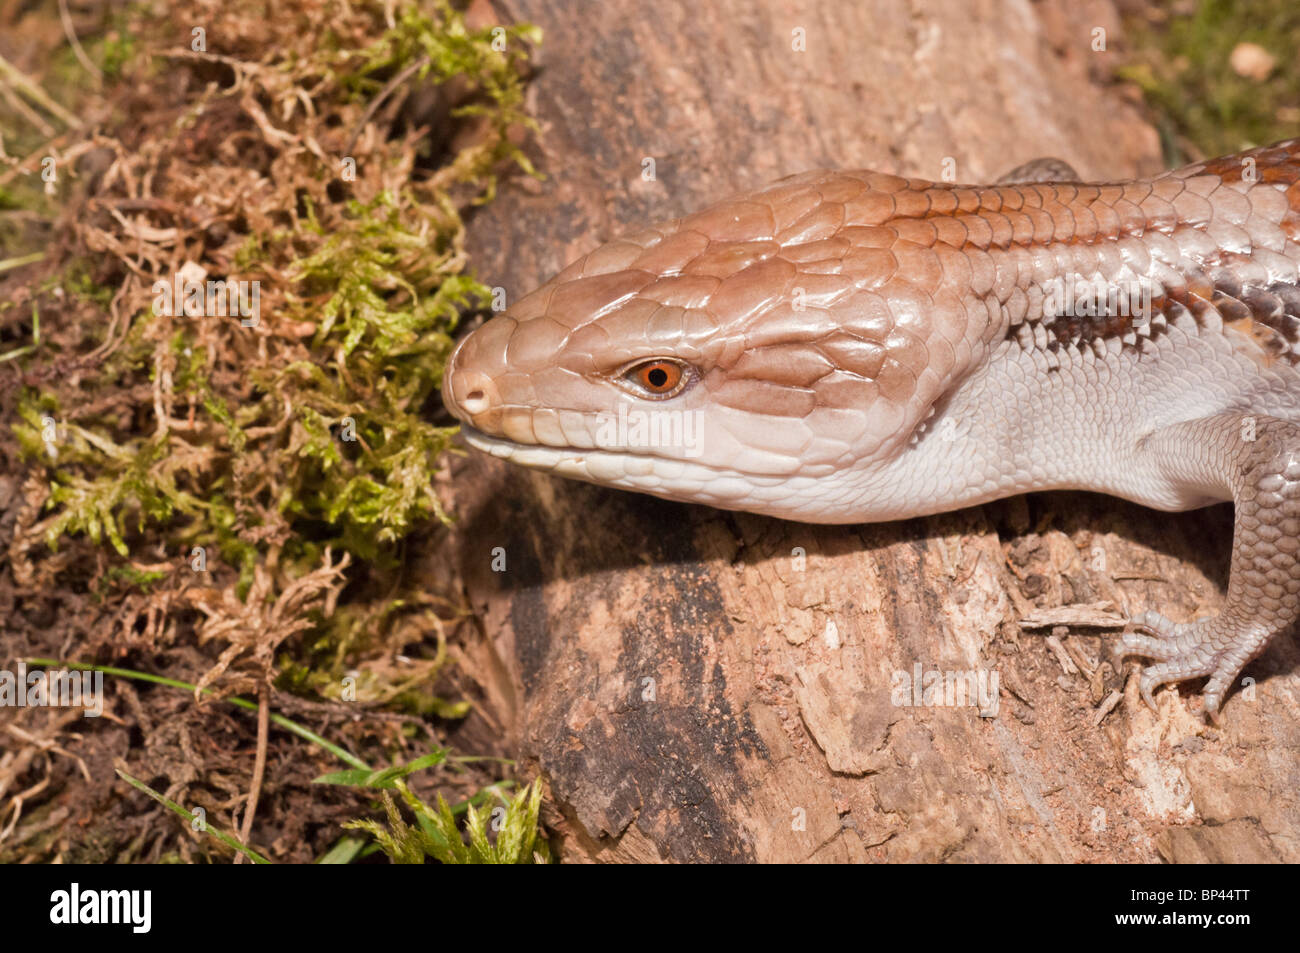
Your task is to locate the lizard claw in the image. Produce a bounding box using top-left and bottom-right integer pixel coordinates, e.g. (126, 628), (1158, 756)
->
(1139, 678), (1158, 714)
(1120, 614), (1268, 719)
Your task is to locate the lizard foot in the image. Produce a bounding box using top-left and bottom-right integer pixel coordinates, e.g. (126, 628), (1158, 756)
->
(1119, 414), (1300, 720)
(1120, 613), (1271, 719)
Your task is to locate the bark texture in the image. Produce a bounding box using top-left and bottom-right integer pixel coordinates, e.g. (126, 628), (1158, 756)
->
(441, 0), (1300, 862)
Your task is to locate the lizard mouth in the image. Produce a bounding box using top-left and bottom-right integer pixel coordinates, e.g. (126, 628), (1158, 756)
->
(457, 421), (736, 491)
(458, 424), (580, 470)
(458, 422), (701, 473)
(456, 424), (864, 522)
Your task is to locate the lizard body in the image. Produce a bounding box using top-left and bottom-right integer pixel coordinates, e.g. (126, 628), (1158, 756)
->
(442, 140), (1300, 716)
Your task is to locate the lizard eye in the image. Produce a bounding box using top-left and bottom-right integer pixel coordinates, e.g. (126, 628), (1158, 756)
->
(622, 359), (689, 398)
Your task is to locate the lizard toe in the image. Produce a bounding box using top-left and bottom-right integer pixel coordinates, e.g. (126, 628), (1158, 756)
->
(1135, 655), (1217, 711)
(1131, 611), (1184, 640)
(1125, 615), (1270, 714)
(1120, 631), (1183, 661)
(1119, 614), (1210, 660)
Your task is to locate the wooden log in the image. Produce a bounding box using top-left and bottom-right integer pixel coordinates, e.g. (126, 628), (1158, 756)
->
(442, 0), (1300, 862)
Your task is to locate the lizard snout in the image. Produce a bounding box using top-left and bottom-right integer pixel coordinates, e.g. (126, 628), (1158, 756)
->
(441, 317), (515, 429)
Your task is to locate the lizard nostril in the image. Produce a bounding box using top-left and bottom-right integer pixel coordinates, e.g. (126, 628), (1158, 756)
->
(441, 354), (496, 422)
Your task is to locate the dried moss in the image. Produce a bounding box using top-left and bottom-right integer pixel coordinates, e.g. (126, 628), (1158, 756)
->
(17, 2), (537, 568)
(0, 0), (543, 862)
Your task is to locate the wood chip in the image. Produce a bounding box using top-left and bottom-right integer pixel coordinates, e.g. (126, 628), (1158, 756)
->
(1044, 633), (1078, 676)
(1093, 690), (1123, 726)
(1062, 636), (1098, 679)
(1019, 602), (1127, 629)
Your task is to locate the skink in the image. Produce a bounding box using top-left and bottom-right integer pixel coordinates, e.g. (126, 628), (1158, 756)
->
(442, 139), (1300, 718)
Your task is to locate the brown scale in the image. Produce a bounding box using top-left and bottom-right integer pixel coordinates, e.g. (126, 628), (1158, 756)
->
(996, 140), (1300, 366)
(1029, 284), (1300, 368)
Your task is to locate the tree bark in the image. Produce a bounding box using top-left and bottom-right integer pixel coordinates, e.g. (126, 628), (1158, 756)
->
(442, 0), (1300, 862)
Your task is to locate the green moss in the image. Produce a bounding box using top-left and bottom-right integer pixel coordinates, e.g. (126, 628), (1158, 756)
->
(98, 26), (138, 81)
(61, 260), (118, 310)
(6, 0), (546, 861)
(99, 564), (171, 595)
(345, 778), (549, 864)
(20, 1), (537, 564)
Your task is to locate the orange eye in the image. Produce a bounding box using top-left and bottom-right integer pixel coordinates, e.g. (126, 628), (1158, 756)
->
(626, 359), (685, 396)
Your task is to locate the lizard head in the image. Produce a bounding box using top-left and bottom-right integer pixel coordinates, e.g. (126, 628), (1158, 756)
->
(442, 173), (960, 521)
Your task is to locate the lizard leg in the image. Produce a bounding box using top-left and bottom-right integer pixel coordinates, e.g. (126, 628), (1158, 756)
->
(1119, 414), (1300, 716)
(996, 157), (1080, 184)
